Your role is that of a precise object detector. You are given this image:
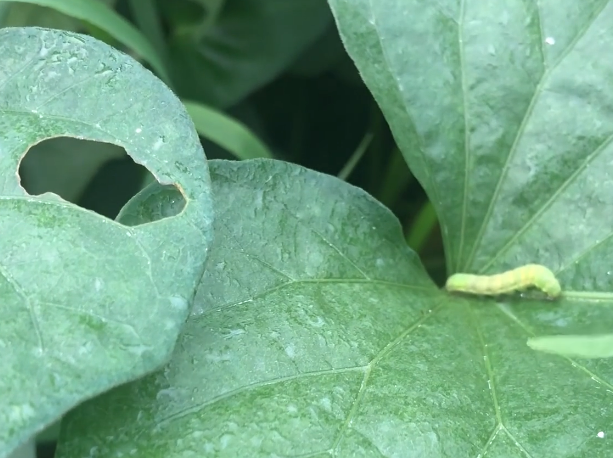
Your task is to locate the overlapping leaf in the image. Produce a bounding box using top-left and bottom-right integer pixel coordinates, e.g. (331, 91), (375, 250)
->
(0, 27), (213, 457)
(329, 0), (613, 279)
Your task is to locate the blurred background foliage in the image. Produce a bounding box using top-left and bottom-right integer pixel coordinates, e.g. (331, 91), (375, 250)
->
(1, 2), (445, 455)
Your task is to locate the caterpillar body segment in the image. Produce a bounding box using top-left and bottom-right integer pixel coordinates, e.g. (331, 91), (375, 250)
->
(445, 264), (561, 298)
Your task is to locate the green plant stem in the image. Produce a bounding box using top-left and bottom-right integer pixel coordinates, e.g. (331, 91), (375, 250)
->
(366, 104), (384, 191)
(405, 201), (437, 252)
(377, 146), (412, 208)
(0, 3), (10, 25)
(337, 131), (374, 181)
(193, 0), (226, 41)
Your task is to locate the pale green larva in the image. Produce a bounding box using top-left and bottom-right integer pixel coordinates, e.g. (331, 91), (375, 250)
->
(445, 264), (561, 298)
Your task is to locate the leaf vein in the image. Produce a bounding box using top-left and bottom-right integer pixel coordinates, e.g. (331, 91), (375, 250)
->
(195, 278), (436, 319)
(329, 303), (444, 451)
(33, 71), (102, 112)
(0, 259), (44, 352)
(0, 53), (40, 93)
(457, 0), (471, 272)
(154, 366), (367, 429)
(480, 129), (613, 273)
(465, 3), (609, 270)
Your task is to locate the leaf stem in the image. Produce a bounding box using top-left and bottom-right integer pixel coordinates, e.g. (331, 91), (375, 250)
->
(337, 131), (373, 181)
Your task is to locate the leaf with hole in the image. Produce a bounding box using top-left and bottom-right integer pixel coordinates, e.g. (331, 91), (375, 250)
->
(0, 27), (213, 457)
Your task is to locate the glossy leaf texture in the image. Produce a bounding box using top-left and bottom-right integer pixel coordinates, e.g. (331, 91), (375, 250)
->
(53, 159), (431, 456)
(0, 27), (213, 457)
(55, 160), (613, 457)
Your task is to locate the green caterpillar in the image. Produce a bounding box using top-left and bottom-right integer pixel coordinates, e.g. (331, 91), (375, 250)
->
(445, 264), (561, 298)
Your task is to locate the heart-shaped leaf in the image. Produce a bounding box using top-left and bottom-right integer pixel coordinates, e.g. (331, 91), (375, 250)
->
(57, 159), (613, 457)
(329, 0), (613, 277)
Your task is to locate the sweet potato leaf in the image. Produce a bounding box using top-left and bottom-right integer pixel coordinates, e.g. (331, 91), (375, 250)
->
(327, 0), (613, 455)
(0, 27), (213, 456)
(56, 159), (613, 457)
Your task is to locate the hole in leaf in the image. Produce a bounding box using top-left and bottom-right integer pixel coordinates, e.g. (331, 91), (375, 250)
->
(18, 137), (185, 223)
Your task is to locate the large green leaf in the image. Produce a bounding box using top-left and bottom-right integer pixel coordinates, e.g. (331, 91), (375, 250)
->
(323, 0), (613, 454)
(329, 0), (613, 277)
(54, 159), (434, 456)
(56, 160), (613, 457)
(168, 0), (333, 108)
(0, 27), (213, 457)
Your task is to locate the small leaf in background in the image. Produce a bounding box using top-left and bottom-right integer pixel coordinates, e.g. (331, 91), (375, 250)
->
(183, 100), (273, 160)
(167, 0), (333, 108)
(0, 2), (83, 30)
(0, 27), (213, 457)
(288, 23), (349, 78)
(116, 181), (187, 227)
(527, 333), (613, 359)
(126, 0), (168, 65)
